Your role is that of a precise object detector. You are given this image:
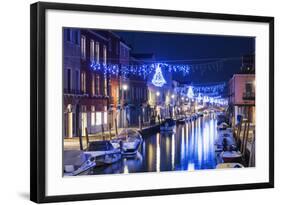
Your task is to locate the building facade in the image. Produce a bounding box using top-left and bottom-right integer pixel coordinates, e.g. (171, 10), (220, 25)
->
(64, 29), (112, 138)
(63, 28), (82, 138)
(228, 74), (255, 125)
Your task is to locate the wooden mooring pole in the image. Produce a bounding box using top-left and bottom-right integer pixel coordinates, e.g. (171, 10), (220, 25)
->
(240, 121), (247, 153)
(78, 129), (83, 151)
(139, 115), (142, 131)
(242, 121), (250, 156)
(85, 128), (89, 149)
(109, 123), (112, 140)
(114, 118), (118, 138)
(101, 124), (105, 141)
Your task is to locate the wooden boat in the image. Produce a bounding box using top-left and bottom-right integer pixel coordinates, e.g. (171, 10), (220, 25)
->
(84, 141), (121, 166)
(111, 129), (143, 156)
(220, 151), (242, 163)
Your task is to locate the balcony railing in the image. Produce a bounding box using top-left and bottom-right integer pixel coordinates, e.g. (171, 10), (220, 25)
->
(64, 89), (84, 95)
(243, 92), (255, 100)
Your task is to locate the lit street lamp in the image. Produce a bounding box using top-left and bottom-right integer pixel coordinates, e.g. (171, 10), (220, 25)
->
(122, 84), (128, 91)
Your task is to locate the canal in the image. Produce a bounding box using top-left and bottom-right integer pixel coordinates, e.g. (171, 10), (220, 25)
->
(88, 114), (219, 175)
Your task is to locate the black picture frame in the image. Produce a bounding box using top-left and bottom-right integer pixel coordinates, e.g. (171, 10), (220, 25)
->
(30, 2), (274, 203)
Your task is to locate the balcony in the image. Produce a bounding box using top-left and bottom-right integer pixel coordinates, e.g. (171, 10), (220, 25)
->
(64, 89), (84, 96)
(243, 92), (255, 100)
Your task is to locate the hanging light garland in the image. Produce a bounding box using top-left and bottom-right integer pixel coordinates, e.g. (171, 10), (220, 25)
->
(90, 62), (191, 78)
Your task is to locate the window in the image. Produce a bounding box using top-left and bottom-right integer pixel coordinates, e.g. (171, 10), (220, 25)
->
(67, 69), (71, 91)
(96, 112), (102, 125)
(81, 72), (86, 93)
(73, 30), (79, 44)
(245, 82), (254, 93)
(95, 42), (100, 64)
(91, 106), (95, 126)
(92, 74), (95, 95)
(75, 70), (79, 91)
(108, 40), (112, 52)
(96, 75), (100, 95)
(66, 29), (71, 42)
(90, 40), (95, 63)
(81, 35), (86, 59)
(116, 42), (119, 55)
(103, 45), (107, 65)
(104, 76), (107, 96)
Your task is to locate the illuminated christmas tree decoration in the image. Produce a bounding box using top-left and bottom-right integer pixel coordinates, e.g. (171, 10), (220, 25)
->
(187, 86), (194, 99)
(152, 64), (167, 87)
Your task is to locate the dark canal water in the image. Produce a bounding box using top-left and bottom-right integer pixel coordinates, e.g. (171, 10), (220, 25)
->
(88, 114), (219, 175)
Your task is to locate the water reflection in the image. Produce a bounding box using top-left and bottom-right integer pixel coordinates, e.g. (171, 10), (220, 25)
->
(88, 114), (218, 175)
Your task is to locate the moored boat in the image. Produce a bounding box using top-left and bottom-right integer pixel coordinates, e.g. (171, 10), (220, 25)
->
(216, 163), (244, 169)
(197, 112), (204, 117)
(64, 150), (96, 176)
(84, 141), (121, 166)
(177, 118), (186, 125)
(111, 129), (143, 156)
(191, 113), (197, 120)
(217, 122), (229, 130)
(220, 151), (242, 163)
(160, 118), (176, 131)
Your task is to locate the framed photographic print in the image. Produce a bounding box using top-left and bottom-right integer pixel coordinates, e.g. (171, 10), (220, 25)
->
(30, 2), (274, 203)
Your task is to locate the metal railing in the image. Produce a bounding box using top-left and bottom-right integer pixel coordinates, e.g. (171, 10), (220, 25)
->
(64, 89), (84, 95)
(243, 92), (255, 100)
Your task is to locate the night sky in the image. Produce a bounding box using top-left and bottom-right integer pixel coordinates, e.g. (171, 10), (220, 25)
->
(115, 31), (255, 84)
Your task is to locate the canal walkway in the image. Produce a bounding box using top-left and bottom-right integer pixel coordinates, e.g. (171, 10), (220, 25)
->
(64, 124), (160, 150)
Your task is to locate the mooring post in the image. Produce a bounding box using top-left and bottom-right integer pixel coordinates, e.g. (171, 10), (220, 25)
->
(101, 124), (105, 141)
(240, 121), (246, 152)
(243, 121), (250, 156)
(114, 118), (118, 138)
(78, 129), (83, 151)
(139, 115), (142, 131)
(85, 127), (89, 149)
(109, 123), (112, 140)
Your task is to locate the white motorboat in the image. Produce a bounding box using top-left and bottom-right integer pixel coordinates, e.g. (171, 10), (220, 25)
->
(111, 129), (143, 156)
(64, 150), (96, 176)
(84, 141), (121, 166)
